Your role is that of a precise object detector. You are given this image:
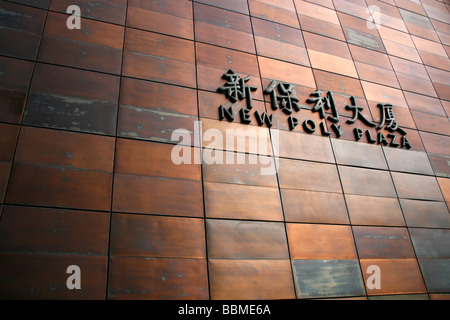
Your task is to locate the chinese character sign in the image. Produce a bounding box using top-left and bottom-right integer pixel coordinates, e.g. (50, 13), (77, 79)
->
(216, 70), (411, 149)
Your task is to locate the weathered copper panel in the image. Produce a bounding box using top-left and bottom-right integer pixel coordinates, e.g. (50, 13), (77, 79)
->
(412, 110), (450, 136)
(110, 214), (206, 258)
(401, 9), (439, 42)
(331, 138), (387, 169)
(333, 0), (369, 20)
(50, 0), (127, 25)
(194, 3), (255, 53)
(412, 35), (450, 69)
(209, 259), (295, 300)
(400, 199), (450, 228)
(360, 259), (427, 295)
(206, 219), (289, 259)
(248, 0), (299, 28)
(0, 205), (110, 255)
(38, 12), (124, 74)
(369, 294), (429, 300)
(383, 148), (434, 175)
(0, 252), (107, 299)
(202, 150), (278, 187)
(276, 130), (335, 163)
(0, 1), (46, 60)
(15, 126), (115, 172)
(252, 17), (309, 66)
(287, 223), (357, 259)
(23, 64), (120, 135)
(204, 182), (283, 221)
(108, 257), (208, 300)
(378, 25), (422, 63)
(349, 45), (399, 88)
(127, 0), (193, 39)
(279, 158), (342, 193)
(7, 0), (50, 9)
(437, 177), (450, 202)
(338, 166), (397, 198)
(201, 118), (272, 155)
(118, 78), (198, 144)
(295, 0), (345, 41)
(258, 56), (316, 90)
(7, 127), (114, 210)
(420, 131), (450, 156)
(392, 172), (444, 201)
(425, 65), (450, 100)
(0, 123), (19, 162)
(361, 80), (408, 109)
(122, 28), (196, 88)
(0, 162), (11, 204)
(113, 174), (203, 217)
(304, 32), (358, 78)
(353, 226), (415, 259)
(313, 69), (365, 98)
(195, 0), (249, 14)
(0, 56), (34, 124)
(281, 189), (349, 224)
(7, 163), (112, 211)
(366, 0), (407, 32)
(346, 194), (405, 226)
(115, 138), (201, 181)
(404, 91), (446, 116)
(390, 55), (438, 97)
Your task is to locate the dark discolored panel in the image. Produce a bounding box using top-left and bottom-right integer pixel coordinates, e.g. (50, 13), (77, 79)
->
(292, 259), (365, 299)
(409, 228), (450, 259)
(418, 259), (450, 293)
(400, 199), (450, 229)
